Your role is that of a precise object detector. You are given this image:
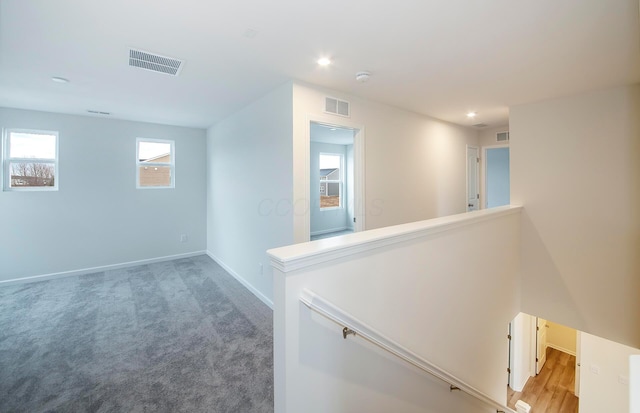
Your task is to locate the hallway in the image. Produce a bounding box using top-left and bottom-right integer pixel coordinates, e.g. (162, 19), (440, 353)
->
(507, 347), (578, 413)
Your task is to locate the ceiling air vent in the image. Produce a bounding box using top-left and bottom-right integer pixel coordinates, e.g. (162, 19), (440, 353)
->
(497, 131), (510, 142)
(129, 49), (184, 76)
(473, 123), (488, 128)
(325, 97), (350, 117)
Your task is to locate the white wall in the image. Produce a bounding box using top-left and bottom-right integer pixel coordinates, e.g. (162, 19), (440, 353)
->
(310, 142), (350, 235)
(511, 84), (640, 348)
(579, 332), (640, 413)
(478, 125), (509, 148)
(547, 320), (577, 355)
(292, 82), (479, 241)
(270, 207), (521, 413)
(509, 312), (534, 392)
(206, 82), (294, 306)
(0, 107), (207, 282)
(632, 355), (640, 413)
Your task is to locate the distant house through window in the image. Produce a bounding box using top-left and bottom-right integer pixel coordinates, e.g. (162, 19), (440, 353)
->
(319, 153), (342, 209)
(136, 139), (174, 188)
(3, 129), (58, 191)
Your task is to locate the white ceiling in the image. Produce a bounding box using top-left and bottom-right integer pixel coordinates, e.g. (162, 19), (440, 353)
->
(1, 0), (638, 129)
(310, 122), (355, 145)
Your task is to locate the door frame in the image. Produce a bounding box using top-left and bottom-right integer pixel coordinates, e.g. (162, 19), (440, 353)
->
(535, 317), (548, 374)
(481, 143), (509, 209)
(466, 145), (480, 211)
(302, 114), (365, 242)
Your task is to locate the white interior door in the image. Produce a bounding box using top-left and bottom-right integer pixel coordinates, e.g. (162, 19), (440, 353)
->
(536, 317), (548, 374)
(466, 146), (479, 211)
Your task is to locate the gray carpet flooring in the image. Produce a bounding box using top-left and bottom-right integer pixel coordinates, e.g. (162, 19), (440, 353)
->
(0, 255), (273, 413)
(310, 229), (354, 241)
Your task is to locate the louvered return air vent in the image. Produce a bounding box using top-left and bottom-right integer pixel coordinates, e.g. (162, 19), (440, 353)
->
(325, 97), (350, 117)
(497, 131), (510, 142)
(129, 49), (184, 76)
(473, 123), (488, 128)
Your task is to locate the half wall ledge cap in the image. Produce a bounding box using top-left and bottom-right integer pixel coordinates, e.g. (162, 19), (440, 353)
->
(267, 205), (522, 273)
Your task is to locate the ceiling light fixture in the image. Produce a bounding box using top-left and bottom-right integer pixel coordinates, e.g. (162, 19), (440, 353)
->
(51, 76), (69, 83)
(467, 112), (477, 118)
(317, 57), (332, 66)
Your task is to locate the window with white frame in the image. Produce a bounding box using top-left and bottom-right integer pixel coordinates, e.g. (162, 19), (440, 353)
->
(319, 153), (342, 209)
(3, 129), (59, 191)
(136, 138), (174, 188)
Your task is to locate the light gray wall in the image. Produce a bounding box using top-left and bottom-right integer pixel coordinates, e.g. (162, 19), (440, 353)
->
(511, 84), (640, 348)
(486, 147), (510, 208)
(310, 142), (350, 235)
(0, 107), (207, 282)
(206, 82), (294, 306)
(292, 82), (480, 241)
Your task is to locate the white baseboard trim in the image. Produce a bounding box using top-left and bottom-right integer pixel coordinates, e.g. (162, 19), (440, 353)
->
(206, 251), (273, 309)
(547, 343), (576, 357)
(310, 226), (348, 236)
(511, 374), (530, 392)
(0, 251), (208, 286)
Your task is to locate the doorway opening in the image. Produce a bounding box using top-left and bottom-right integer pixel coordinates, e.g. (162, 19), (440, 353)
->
(507, 313), (579, 412)
(310, 122), (357, 241)
(483, 145), (510, 208)
(506, 313), (640, 412)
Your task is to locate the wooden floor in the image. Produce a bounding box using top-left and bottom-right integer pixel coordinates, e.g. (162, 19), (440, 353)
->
(507, 347), (579, 413)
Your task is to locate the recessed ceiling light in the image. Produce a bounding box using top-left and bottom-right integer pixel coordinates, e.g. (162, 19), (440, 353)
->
(51, 76), (69, 83)
(467, 112), (477, 118)
(317, 57), (332, 66)
(330, 128), (337, 131)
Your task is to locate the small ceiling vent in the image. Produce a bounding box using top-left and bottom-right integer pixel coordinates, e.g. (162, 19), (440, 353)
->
(497, 131), (510, 142)
(325, 97), (350, 117)
(473, 123), (488, 128)
(129, 49), (184, 76)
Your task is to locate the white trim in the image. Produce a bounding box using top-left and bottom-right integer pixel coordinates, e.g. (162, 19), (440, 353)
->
(300, 289), (516, 413)
(305, 115), (365, 242)
(465, 145), (479, 211)
(206, 251), (274, 309)
(0, 251), (207, 286)
(269, 205), (522, 273)
(547, 343), (577, 357)
(310, 226), (349, 236)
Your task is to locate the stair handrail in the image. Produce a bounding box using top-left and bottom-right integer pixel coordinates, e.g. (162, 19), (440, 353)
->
(300, 288), (516, 413)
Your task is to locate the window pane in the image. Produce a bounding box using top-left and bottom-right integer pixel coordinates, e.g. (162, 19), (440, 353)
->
(320, 154), (340, 169)
(10, 132), (56, 159)
(10, 162), (55, 187)
(139, 165), (171, 187)
(138, 141), (171, 163)
(319, 153), (341, 208)
(320, 183), (341, 208)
